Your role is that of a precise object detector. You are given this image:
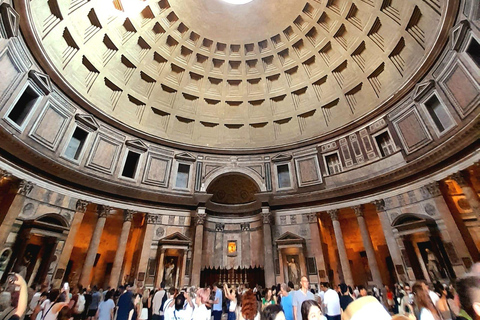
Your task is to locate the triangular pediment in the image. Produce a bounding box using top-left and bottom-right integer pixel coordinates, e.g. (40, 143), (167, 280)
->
(75, 114), (99, 131)
(126, 139), (148, 152)
(450, 20), (470, 52)
(159, 231), (191, 247)
(413, 80), (434, 102)
(175, 152), (196, 162)
(28, 70), (52, 95)
(276, 231), (304, 241)
(271, 153), (292, 162)
(0, 3), (20, 38)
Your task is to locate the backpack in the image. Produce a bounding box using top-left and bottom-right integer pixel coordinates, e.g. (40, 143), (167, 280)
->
(159, 294), (168, 313)
(74, 294), (85, 314)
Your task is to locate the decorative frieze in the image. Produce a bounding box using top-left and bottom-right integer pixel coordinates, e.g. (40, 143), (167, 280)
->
(420, 181), (442, 199)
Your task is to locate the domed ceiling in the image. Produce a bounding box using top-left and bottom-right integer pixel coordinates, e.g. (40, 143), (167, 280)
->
(23, 0), (449, 150)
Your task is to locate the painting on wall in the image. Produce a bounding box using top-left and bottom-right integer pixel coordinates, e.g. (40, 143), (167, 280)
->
(286, 255), (301, 285)
(163, 256), (178, 288)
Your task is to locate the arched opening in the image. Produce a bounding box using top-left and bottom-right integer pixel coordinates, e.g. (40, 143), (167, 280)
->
(206, 173), (261, 205)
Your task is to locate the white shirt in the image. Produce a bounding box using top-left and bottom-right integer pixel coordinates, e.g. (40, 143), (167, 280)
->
(28, 292), (41, 315)
(323, 289), (341, 316)
(192, 304), (210, 320)
(152, 290), (166, 315)
(420, 308), (436, 320)
(164, 303), (192, 320)
(350, 302), (391, 320)
(429, 291), (439, 305)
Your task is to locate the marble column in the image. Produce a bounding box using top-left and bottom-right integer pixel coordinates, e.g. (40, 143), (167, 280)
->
(262, 207), (275, 288)
(137, 214), (156, 283)
(307, 212), (328, 281)
(53, 200), (88, 288)
(155, 248), (166, 288)
(0, 180), (34, 249)
(80, 205), (109, 286)
(451, 171), (480, 220)
(180, 250), (188, 287)
(374, 200), (405, 282)
(328, 209), (354, 286)
(190, 207), (206, 287)
(353, 205), (383, 288)
(109, 210), (134, 288)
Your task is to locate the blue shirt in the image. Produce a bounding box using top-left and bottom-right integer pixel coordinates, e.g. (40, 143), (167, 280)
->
(116, 291), (133, 320)
(280, 291), (294, 320)
(213, 288), (222, 311)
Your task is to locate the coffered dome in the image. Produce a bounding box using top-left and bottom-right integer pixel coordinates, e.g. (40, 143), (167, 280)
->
(23, 0), (451, 150)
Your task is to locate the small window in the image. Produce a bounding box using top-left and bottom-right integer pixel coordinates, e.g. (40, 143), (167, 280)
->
(325, 153), (341, 175)
(64, 127), (88, 160)
(424, 94), (453, 133)
(175, 163), (190, 189)
(277, 164), (291, 189)
(466, 37), (480, 68)
(122, 151), (141, 178)
(375, 131), (395, 157)
(7, 85), (40, 126)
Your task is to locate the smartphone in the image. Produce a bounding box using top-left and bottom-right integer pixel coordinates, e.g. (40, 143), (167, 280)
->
(63, 282), (69, 291)
(7, 273), (17, 284)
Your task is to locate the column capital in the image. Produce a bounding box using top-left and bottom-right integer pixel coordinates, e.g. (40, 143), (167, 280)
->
(261, 210), (271, 224)
(0, 169), (12, 180)
(373, 199), (386, 212)
(124, 209), (135, 222)
(18, 180), (34, 196)
(146, 213), (157, 224)
(352, 205), (364, 217)
(327, 209), (339, 221)
(97, 205), (111, 218)
(76, 200), (89, 213)
(306, 212), (318, 223)
(421, 181), (441, 199)
(450, 172), (468, 187)
(195, 212), (206, 225)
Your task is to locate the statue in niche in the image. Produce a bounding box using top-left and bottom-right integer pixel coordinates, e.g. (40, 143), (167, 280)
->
(286, 255), (300, 285)
(425, 248), (441, 280)
(163, 256), (177, 288)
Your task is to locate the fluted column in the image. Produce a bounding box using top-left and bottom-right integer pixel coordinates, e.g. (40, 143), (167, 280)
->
(53, 200), (88, 288)
(190, 207), (206, 286)
(109, 210), (134, 288)
(262, 207), (275, 287)
(137, 214), (156, 283)
(374, 200), (405, 282)
(307, 213), (328, 281)
(80, 205), (110, 286)
(451, 171), (480, 220)
(328, 209), (354, 285)
(353, 205), (383, 288)
(0, 179), (34, 249)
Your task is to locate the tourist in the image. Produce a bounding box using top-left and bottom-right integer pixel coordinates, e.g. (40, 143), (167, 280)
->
(262, 288), (276, 311)
(300, 300), (326, 320)
(128, 294), (141, 320)
(398, 285), (414, 318)
(40, 288), (71, 320)
(72, 285), (85, 320)
(339, 284), (354, 312)
(163, 293), (192, 320)
(96, 291), (115, 320)
(343, 296), (391, 320)
(87, 286), (100, 320)
(261, 304), (285, 320)
(433, 283), (453, 320)
(224, 283), (237, 320)
(280, 283), (293, 320)
(212, 283), (222, 320)
(116, 286), (133, 320)
(0, 273), (28, 320)
(293, 277), (314, 320)
(412, 282), (441, 320)
(152, 283), (166, 320)
(357, 286), (367, 298)
(455, 273), (480, 320)
(239, 290), (260, 320)
(192, 288), (211, 320)
(320, 283), (340, 320)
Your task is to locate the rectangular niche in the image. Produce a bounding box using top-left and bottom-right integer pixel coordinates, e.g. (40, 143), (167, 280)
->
(64, 126), (89, 161)
(175, 163), (190, 189)
(276, 163), (292, 189)
(422, 92), (455, 136)
(121, 150), (141, 179)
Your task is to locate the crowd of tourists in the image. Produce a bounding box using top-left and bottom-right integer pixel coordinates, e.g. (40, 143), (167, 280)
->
(0, 264), (479, 320)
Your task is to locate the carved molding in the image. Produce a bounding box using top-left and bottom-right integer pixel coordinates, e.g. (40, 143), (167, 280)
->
(146, 213), (157, 224)
(306, 212), (317, 223)
(196, 212), (206, 225)
(0, 169), (12, 180)
(261, 211), (271, 224)
(450, 171), (467, 187)
(76, 200), (89, 213)
(124, 209), (136, 222)
(420, 181), (442, 199)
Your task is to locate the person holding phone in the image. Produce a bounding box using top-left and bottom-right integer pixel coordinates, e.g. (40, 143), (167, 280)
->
(0, 273), (28, 320)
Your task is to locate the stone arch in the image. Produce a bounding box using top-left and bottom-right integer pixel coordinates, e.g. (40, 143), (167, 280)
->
(34, 213), (70, 228)
(391, 213), (436, 228)
(202, 167), (266, 192)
